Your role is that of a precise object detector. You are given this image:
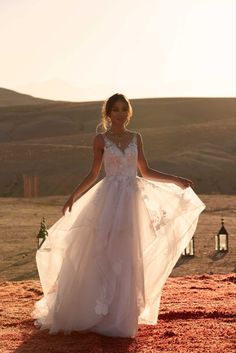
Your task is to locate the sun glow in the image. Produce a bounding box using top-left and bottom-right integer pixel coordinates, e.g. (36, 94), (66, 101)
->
(0, 0), (235, 101)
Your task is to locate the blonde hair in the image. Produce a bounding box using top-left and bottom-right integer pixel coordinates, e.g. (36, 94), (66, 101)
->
(96, 93), (133, 133)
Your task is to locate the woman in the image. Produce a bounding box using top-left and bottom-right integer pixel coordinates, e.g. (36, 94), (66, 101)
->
(32, 93), (205, 338)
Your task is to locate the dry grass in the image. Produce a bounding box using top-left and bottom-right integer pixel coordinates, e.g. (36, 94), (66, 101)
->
(0, 194), (235, 282)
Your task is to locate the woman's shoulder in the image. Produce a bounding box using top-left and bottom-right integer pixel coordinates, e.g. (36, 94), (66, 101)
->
(126, 129), (141, 137)
(93, 133), (106, 147)
(128, 130), (142, 140)
(95, 131), (109, 138)
(95, 132), (104, 137)
(128, 131), (143, 146)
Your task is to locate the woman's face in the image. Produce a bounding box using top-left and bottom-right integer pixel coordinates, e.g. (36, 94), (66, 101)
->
(108, 100), (130, 127)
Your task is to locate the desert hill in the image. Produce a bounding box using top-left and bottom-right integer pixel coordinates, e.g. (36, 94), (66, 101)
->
(0, 87), (56, 107)
(0, 94), (235, 195)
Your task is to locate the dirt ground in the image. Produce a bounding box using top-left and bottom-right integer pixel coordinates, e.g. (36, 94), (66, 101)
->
(0, 194), (236, 352)
(0, 273), (235, 353)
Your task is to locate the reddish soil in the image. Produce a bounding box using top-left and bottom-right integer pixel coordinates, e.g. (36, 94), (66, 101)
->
(0, 273), (235, 353)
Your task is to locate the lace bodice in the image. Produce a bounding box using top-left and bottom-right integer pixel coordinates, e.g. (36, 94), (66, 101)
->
(101, 132), (138, 177)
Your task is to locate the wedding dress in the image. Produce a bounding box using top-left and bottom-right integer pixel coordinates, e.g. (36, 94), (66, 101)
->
(32, 132), (205, 337)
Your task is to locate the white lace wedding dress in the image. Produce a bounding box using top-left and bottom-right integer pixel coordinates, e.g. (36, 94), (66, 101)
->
(32, 132), (205, 337)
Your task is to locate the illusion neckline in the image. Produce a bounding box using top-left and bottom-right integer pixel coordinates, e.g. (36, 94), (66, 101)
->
(103, 132), (136, 155)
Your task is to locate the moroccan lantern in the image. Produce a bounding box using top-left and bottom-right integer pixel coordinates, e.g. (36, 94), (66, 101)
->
(215, 217), (229, 252)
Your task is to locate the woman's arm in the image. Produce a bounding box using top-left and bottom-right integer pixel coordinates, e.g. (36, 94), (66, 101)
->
(137, 132), (194, 188)
(62, 134), (104, 215)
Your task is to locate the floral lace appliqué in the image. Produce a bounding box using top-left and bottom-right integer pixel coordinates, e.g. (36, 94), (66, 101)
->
(95, 285), (108, 316)
(141, 193), (169, 234)
(95, 300), (108, 316)
(102, 133), (138, 177)
(150, 209), (168, 232)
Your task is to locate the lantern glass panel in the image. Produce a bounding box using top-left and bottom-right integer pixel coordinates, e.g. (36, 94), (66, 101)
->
(183, 238), (194, 255)
(219, 233), (227, 251)
(215, 234), (219, 251)
(188, 239), (194, 255)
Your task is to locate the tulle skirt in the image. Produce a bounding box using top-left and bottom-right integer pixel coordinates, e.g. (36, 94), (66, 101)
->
(31, 175), (205, 337)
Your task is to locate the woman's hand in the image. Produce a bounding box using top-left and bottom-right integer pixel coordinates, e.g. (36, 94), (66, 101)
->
(176, 176), (194, 188)
(62, 196), (75, 215)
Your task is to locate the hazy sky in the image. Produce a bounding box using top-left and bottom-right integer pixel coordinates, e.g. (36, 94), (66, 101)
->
(1, 0), (235, 102)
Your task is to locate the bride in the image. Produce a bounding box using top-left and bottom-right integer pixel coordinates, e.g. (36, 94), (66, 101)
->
(32, 93), (205, 338)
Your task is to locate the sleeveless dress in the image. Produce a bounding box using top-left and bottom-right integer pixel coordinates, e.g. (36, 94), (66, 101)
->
(31, 132), (205, 338)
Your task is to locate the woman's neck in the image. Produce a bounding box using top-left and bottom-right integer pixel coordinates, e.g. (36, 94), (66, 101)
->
(109, 126), (127, 134)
